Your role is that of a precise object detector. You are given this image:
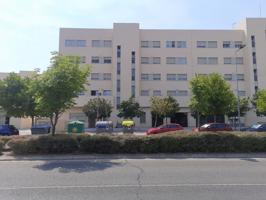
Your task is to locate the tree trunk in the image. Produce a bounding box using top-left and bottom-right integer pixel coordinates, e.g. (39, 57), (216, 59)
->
(50, 113), (59, 136)
(214, 115), (217, 123)
(5, 116), (10, 125)
(31, 116), (34, 127)
(154, 114), (158, 127)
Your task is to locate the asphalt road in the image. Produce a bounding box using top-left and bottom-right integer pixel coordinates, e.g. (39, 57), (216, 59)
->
(1, 157), (266, 200)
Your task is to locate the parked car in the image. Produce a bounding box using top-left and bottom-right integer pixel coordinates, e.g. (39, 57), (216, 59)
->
(95, 121), (113, 133)
(0, 124), (19, 136)
(146, 123), (184, 135)
(241, 123), (266, 132)
(193, 123), (233, 132)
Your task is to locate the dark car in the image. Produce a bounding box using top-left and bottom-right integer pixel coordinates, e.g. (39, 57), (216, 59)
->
(0, 125), (19, 136)
(193, 123), (233, 132)
(241, 123), (266, 132)
(147, 123), (184, 135)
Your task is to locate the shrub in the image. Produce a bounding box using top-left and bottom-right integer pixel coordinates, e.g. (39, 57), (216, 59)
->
(79, 135), (121, 154)
(9, 134), (79, 154)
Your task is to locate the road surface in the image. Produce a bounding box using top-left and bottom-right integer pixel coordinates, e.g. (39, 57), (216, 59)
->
(0, 157), (266, 199)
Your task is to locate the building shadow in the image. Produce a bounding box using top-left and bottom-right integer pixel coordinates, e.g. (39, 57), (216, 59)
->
(34, 159), (124, 173)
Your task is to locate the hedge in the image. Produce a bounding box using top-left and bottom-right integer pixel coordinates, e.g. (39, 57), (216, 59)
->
(7, 131), (266, 154)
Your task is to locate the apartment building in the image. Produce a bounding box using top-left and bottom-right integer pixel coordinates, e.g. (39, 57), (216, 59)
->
(58, 18), (266, 129)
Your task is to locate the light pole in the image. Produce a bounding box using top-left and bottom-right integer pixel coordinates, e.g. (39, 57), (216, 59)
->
(235, 44), (246, 131)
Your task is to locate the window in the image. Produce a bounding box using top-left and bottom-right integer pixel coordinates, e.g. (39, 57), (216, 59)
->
(178, 90), (188, 96)
(91, 73), (100, 80)
(252, 52), (257, 64)
(153, 74), (161, 80)
(92, 40), (101, 47)
(167, 90), (177, 96)
(117, 45), (121, 58)
(224, 74), (232, 81)
(117, 80), (120, 92)
(131, 68), (135, 81)
(91, 56), (100, 64)
(103, 90), (112, 96)
(141, 57), (149, 64)
(234, 41), (243, 48)
(103, 73), (111, 80)
(153, 90), (161, 96)
(224, 57), (232, 64)
(254, 69), (258, 81)
(80, 56), (86, 63)
(117, 63), (121, 75)
(223, 41), (231, 48)
(176, 57), (187, 64)
(197, 41), (207, 48)
(177, 41), (186, 48)
(91, 90), (98, 96)
(208, 41), (217, 48)
(141, 41), (149, 48)
(141, 74), (149, 81)
(166, 57), (176, 64)
(103, 40), (112, 47)
(140, 90), (149, 96)
(197, 57), (207, 64)
(166, 41), (175, 48)
(238, 91), (246, 96)
(152, 57), (160, 64)
(251, 35), (256, 48)
(236, 57), (243, 64)
(237, 74), (244, 81)
(65, 40), (75, 47)
(177, 74), (187, 81)
(140, 112), (146, 124)
(131, 85), (135, 97)
(65, 40), (86, 47)
(208, 57), (218, 64)
(131, 51), (135, 64)
(78, 92), (85, 96)
(103, 57), (112, 64)
(152, 41), (160, 48)
(167, 74), (176, 81)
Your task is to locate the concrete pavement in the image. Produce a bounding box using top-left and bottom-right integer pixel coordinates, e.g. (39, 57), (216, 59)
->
(1, 156), (266, 199)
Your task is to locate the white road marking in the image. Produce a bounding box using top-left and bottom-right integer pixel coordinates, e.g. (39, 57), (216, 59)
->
(1, 183), (266, 190)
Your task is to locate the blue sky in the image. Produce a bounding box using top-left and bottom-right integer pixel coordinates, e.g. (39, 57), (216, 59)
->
(0, 0), (265, 72)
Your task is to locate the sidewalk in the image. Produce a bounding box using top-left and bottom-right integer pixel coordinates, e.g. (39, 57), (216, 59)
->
(2, 151), (266, 161)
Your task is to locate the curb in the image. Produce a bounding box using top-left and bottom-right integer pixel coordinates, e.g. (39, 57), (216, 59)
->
(2, 152), (266, 161)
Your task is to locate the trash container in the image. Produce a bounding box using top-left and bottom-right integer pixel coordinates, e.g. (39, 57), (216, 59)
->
(67, 121), (85, 133)
(31, 125), (51, 134)
(95, 121), (113, 133)
(122, 120), (135, 134)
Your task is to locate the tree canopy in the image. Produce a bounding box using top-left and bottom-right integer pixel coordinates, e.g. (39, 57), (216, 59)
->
(190, 73), (235, 122)
(83, 97), (112, 124)
(254, 89), (266, 116)
(35, 52), (90, 134)
(117, 97), (144, 119)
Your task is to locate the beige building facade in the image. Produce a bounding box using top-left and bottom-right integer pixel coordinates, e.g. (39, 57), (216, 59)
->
(21, 17), (261, 129)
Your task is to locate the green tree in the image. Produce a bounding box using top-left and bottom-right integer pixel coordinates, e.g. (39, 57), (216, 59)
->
(254, 89), (266, 116)
(83, 97), (112, 126)
(35, 52), (90, 135)
(0, 73), (28, 124)
(150, 96), (180, 126)
(190, 73), (235, 122)
(117, 97), (144, 119)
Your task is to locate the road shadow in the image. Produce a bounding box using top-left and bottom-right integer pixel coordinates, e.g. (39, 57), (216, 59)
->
(240, 158), (259, 162)
(34, 160), (124, 173)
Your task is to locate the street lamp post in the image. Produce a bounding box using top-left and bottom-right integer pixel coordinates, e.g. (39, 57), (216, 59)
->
(235, 44), (246, 131)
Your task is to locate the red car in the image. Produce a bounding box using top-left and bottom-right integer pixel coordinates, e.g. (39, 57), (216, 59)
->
(193, 123), (233, 132)
(146, 123), (184, 135)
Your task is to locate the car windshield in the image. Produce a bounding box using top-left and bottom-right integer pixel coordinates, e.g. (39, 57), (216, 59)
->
(201, 124), (210, 128)
(251, 124), (262, 129)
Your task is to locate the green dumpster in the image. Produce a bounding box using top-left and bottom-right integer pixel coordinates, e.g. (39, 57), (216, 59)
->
(67, 121), (85, 133)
